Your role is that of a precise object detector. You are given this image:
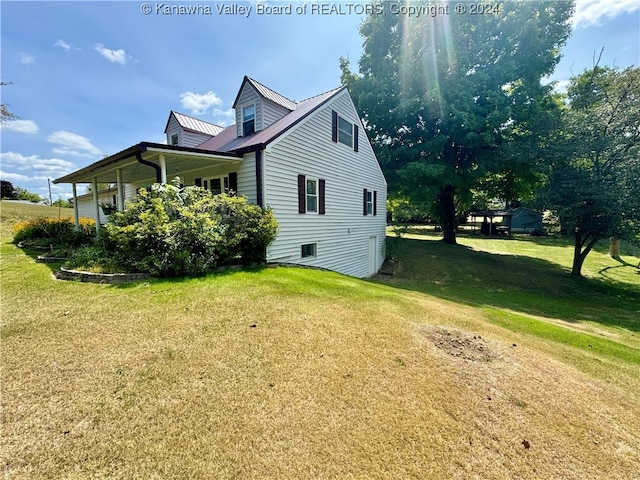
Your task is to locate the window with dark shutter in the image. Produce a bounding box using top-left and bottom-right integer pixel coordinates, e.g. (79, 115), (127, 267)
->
(298, 174), (306, 214)
(373, 190), (377, 216)
(319, 179), (326, 215)
(331, 110), (338, 143)
(354, 125), (359, 152)
(363, 189), (368, 216)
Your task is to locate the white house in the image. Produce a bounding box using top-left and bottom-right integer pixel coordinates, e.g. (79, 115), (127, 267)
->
(54, 77), (387, 278)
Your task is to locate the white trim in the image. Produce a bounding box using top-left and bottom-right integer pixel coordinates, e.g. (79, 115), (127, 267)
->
(145, 146), (242, 162)
(305, 176), (319, 214)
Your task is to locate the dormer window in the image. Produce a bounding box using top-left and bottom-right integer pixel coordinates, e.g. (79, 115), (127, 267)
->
(171, 134), (179, 146)
(242, 105), (255, 136)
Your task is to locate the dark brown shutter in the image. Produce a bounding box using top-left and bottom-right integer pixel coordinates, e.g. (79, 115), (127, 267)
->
(373, 190), (377, 216)
(228, 172), (237, 195)
(319, 179), (326, 215)
(354, 124), (359, 152)
(331, 110), (338, 143)
(363, 188), (368, 216)
(298, 174), (306, 214)
(195, 178), (202, 187)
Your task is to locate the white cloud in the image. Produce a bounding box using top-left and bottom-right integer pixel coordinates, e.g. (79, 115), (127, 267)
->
(94, 44), (130, 65)
(212, 108), (235, 126)
(180, 91), (224, 115)
(54, 39), (72, 51)
(0, 119), (40, 134)
(19, 53), (34, 65)
(572, 0), (640, 28)
(47, 131), (102, 157)
(0, 152), (77, 181)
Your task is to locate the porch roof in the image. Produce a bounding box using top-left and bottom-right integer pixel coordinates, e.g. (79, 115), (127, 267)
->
(53, 142), (242, 185)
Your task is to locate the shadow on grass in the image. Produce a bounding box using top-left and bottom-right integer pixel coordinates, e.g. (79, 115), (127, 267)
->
(373, 237), (640, 333)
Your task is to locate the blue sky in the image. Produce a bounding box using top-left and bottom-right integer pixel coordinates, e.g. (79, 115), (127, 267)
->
(1, 0), (639, 201)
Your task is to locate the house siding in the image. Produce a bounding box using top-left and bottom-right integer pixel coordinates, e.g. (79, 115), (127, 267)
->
(262, 99), (291, 130)
(263, 90), (387, 278)
(76, 185), (137, 224)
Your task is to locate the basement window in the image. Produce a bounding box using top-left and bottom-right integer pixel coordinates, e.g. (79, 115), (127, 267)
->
(301, 243), (317, 258)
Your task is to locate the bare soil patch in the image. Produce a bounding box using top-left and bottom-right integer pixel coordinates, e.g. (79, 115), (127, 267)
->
(423, 326), (498, 362)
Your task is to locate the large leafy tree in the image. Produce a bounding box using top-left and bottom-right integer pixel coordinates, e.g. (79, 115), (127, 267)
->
(544, 66), (640, 276)
(342, 0), (574, 243)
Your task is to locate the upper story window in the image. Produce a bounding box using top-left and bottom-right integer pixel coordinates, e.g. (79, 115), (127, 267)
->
(338, 116), (353, 148)
(171, 134), (179, 146)
(332, 110), (359, 152)
(242, 105), (255, 136)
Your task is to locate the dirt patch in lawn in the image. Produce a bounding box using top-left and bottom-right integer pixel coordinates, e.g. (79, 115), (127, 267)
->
(423, 326), (498, 362)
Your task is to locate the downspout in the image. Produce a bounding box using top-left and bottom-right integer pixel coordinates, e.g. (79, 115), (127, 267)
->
(255, 149), (263, 208)
(136, 152), (162, 183)
(92, 177), (100, 236)
(72, 183), (80, 232)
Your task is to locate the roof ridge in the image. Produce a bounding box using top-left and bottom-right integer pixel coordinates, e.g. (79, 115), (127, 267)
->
(245, 77), (297, 110)
(298, 85), (345, 103)
(171, 110), (226, 128)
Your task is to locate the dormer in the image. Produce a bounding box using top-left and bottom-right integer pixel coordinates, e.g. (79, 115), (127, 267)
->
(164, 111), (225, 147)
(232, 76), (297, 138)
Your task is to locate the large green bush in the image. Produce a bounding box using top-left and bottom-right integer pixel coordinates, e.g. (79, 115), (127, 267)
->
(103, 183), (278, 277)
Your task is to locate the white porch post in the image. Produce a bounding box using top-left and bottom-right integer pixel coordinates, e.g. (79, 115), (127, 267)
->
(72, 183), (80, 232)
(92, 177), (100, 236)
(159, 154), (167, 184)
(116, 168), (125, 211)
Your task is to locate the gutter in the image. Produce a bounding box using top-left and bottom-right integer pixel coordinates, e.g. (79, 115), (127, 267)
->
(136, 152), (162, 183)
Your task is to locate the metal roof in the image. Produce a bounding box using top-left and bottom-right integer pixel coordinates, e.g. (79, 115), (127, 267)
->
(232, 76), (297, 111)
(198, 86), (345, 154)
(165, 111), (225, 136)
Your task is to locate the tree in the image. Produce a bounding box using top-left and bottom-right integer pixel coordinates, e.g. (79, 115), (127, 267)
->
(543, 65), (640, 276)
(341, 0), (574, 243)
(15, 187), (43, 203)
(1, 81), (18, 125)
(1, 180), (17, 199)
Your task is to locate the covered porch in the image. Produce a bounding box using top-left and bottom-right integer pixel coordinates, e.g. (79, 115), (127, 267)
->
(53, 142), (242, 234)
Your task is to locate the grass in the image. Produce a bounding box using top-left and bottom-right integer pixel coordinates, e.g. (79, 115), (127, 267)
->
(2, 203), (640, 479)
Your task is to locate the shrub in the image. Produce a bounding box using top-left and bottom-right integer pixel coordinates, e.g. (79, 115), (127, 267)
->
(103, 183), (278, 277)
(13, 217), (96, 247)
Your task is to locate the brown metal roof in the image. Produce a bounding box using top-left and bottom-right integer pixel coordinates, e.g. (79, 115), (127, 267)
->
(164, 111), (225, 136)
(199, 86), (345, 153)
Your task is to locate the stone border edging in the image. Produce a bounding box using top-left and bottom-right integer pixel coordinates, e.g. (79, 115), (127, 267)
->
(56, 266), (150, 284)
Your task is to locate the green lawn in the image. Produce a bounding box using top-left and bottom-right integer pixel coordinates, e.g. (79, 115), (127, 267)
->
(2, 202), (639, 479)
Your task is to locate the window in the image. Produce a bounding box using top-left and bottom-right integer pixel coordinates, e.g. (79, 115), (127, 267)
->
(301, 243), (317, 258)
(298, 175), (325, 214)
(363, 189), (377, 216)
(171, 134), (179, 146)
(203, 175), (228, 195)
(195, 173), (237, 194)
(306, 178), (317, 213)
(332, 110), (359, 152)
(242, 105), (255, 136)
(338, 116), (353, 147)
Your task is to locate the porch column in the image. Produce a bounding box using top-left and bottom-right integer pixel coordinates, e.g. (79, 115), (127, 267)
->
(72, 183), (80, 232)
(92, 177), (100, 236)
(159, 154), (167, 184)
(116, 168), (125, 211)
